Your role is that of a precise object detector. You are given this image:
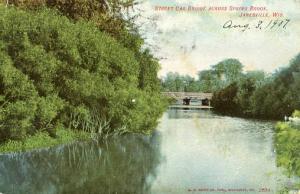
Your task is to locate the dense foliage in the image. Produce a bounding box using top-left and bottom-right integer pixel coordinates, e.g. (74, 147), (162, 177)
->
(161, 72), (199, 92)
(161, 58), (244, 92)
(0, 6), (166, 143)
(212, 54), (300, 119)
(5, 0), (144, 57)
(276, 123), (300, 177)
(275, 119), (300, 187)
(4, 0), (160, 91)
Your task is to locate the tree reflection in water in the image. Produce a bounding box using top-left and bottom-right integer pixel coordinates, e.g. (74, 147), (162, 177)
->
(0, 132), (162, 194)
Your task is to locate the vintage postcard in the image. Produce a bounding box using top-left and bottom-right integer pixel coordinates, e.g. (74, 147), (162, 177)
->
(0, 0), (299, 194)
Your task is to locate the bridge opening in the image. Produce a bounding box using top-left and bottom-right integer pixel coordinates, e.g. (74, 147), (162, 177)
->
(183, 97), (191, 105)
(201, 98), (209, 106)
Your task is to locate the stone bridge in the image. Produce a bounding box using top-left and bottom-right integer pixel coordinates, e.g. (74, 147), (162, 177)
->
(162, 92), (213, 107)
(162, 92), (213, 100)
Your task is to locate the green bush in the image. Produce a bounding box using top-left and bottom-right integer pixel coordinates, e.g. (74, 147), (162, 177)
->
(0, 50), (38, 141)
(0, 127), (90, 153)
(275, 122), (300, 181)
(249, 55), (300, 119)
(0, 6), (166, 143)
(210, 54), (300, 119)
(211, 82), (240, 114)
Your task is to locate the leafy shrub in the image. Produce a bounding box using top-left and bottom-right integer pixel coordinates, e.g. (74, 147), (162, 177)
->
(0, 6), (166, 143)
(0, 50), (38, 141)
(211, 82), (240, 114)
(211, 54), (300, 119)
(275, 122), (300, 180)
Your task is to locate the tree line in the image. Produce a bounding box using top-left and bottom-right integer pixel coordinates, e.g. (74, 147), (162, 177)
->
(161, 58), (246, 93)
(0, 1), (167, 143)
(212, 54), (300, 119)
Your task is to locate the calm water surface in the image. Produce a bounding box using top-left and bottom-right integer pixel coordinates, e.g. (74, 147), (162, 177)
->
(0, 109), (295, 194)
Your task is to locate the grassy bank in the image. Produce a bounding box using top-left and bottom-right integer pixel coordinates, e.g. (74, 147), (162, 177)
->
(0, 127), (90, 154)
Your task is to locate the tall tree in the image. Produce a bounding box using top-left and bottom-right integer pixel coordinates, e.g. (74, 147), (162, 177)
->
(211, 58), (243, 87)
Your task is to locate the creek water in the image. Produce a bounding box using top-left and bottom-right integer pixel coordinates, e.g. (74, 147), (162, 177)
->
(0, 109), (295, 194)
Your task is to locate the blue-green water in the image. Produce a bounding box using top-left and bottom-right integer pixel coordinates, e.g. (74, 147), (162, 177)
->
(0, 109), (296, 194)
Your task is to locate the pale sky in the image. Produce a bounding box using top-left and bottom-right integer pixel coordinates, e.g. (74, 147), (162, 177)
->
(135, 0), (300, 77)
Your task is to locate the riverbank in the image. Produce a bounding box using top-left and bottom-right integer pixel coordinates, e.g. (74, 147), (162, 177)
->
(0, 127), (90, 154)
(275, 122), (300, 190)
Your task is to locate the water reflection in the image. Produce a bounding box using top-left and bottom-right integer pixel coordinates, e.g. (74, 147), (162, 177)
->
(151, 109), (293, 194)
(0, 109), (296, 194)
(0, 133), (162, 194)
(167, 108), (219, 119)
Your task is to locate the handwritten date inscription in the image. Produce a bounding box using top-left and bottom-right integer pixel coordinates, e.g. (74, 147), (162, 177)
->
(223, 19), (291, 32)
